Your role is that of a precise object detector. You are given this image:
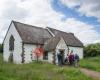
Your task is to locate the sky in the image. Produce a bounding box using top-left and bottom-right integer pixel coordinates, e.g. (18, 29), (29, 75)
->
(0, 0), (100, 45)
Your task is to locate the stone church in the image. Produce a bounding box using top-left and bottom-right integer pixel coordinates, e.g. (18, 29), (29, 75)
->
(3, 21), (83, 64)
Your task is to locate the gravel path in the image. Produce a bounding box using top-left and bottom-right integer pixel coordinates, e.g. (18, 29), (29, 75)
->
(80, 68), (100, 80)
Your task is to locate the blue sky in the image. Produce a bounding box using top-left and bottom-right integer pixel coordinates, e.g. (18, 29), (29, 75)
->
(52, 0), (100, 33)
(0, 0), (100, 44)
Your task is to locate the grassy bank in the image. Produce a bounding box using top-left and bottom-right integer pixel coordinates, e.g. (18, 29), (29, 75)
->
(80, 56), (100, 72)
(0, 54), (95, 80)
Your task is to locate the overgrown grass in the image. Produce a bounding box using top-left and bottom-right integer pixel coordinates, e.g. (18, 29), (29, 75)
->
(80, 56), (100, 72)
(0, 53), (96, 80)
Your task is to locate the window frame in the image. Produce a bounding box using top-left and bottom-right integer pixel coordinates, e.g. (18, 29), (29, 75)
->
(9, 35), (15, 51)
(43, 51), (48, 60)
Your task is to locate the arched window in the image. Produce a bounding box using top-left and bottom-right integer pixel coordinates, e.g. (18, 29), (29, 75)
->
(9, 35), (15, 51)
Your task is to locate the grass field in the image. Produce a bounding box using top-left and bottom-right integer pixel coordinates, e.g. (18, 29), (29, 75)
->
(80, 56), (100, 72)
(0, 53), (96, 80)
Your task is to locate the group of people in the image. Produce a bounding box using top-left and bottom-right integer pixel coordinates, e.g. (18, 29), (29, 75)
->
(57, 50), (80, 67)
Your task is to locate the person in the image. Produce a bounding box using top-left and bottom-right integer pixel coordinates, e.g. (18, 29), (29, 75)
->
(64, 56), (68, 63)
(64, 54), (69, 63)
(74, 54), (80, 67)
(57, 51), (63, 66)
(57, 52), (61, 66)
(68, 50), (74, 65)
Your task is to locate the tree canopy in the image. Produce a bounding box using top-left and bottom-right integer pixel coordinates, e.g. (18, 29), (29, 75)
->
(0, 44), (3, 53)
(84, 43), (100, 57)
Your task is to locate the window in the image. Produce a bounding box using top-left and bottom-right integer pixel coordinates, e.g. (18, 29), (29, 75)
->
(43, 51), (48, 60)
(9, 35), (15, 51)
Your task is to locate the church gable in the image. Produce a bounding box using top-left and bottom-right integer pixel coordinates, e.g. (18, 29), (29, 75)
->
(56, 38), (67, 49)
(47, 27), (83, 47)
(3, 21), (22, 45)
(3, 21), (23, 63)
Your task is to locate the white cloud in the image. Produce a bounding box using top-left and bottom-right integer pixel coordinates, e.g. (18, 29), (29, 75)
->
(60, 0), (100, 21)
(60, 0), (80, 8)
(93, 39), (100, 43)
(0, 0), (29, 44)
(0, 0), (100, 45)
(78, 0), (100, 21)
(57, 18), (100, 45)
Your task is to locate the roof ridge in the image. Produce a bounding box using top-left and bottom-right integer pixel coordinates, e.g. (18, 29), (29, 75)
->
(12, 20), (45, 30)
(46, 27), (73, 34)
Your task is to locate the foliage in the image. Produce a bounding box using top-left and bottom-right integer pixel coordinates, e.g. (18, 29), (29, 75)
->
(80, 56), (100, 72)
(84, 43), (100, 57)
(0, 44), (3, 53)
(0, 54), (95, 80)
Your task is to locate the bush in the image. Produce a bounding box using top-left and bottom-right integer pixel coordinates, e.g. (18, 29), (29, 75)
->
(84, 43), (100, 57)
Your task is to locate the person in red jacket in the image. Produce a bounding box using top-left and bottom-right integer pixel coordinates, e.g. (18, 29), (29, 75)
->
(33, 45), (44, 61)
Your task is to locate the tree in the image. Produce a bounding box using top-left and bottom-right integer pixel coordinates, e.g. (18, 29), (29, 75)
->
(0, 44), (3, 53)
(84, 43), (100, 57)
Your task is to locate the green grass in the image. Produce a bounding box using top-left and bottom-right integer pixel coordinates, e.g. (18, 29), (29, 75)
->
(0, 53), (96, 80)
(80, 56), (100, 72)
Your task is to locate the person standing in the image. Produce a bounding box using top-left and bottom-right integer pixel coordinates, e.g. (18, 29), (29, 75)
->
(57, 51), (63, 66)
(57, 52), (61, 66)
(68, 50), (74, 65)
(64, 54), (69, 64)
(74, 54), (80, 67)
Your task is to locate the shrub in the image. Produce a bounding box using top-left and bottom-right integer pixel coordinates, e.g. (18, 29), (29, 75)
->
(84, 43), (100, 57)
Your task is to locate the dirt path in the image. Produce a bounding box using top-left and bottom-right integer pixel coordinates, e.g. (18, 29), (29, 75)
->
(80, 68), (100, 80)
